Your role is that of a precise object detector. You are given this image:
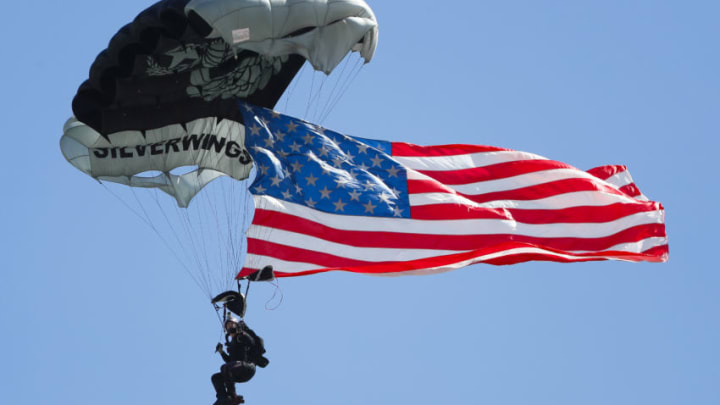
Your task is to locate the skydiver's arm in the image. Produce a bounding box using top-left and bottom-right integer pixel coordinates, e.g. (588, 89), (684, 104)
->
(220, 351), (231, 362)
(216, 342), (231, 362)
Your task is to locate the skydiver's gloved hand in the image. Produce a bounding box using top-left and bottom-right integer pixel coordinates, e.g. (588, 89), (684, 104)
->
(215, 343), (224, 353)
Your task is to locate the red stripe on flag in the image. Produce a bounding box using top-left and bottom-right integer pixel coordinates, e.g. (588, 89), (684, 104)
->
(415, 159), (574, 185)
(619, 183), (641, 197)
(392, 142), (508, 157)
(639, 245), (670, 261)
(410, 202), (663, 223)
(587, 165), (627, 180)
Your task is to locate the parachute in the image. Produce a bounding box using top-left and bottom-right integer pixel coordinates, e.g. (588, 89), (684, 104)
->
(60, 0), (378, 297)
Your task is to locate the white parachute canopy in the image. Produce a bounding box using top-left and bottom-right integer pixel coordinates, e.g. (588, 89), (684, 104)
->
(61, 117), (253, 207)
(187, 0), (378, 73)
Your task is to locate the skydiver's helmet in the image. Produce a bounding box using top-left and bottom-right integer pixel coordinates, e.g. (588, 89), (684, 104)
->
(225, 315), (241, 334)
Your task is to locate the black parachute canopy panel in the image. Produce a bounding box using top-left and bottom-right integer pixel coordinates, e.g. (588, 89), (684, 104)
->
(72, 0), (302, 134)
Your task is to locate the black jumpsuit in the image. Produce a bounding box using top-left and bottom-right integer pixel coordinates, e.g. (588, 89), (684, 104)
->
(212, 330), (257, 400)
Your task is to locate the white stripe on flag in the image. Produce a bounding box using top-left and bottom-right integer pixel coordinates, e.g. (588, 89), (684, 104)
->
(409, 190), (652, 209)
(395, 151), (548, 171)
(408, 168), (612, 195)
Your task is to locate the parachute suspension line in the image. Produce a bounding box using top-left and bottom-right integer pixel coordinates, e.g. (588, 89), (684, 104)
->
(156, 191), (203, 293)
(147, 187), (203, 290)
(202, 181), (227, 295)
(200, 174), (224, 291)
(193, 183), (214, 291)
(319, 56), (365, 125)
(159, 177), (217, 297)
(102, 182), (206, 296)
(129, 185), (170, 253)
(193, 179), (220, 292)
(145, 183), (196, 270)
(183, 145), (217, 294)
(172, 190), (212, 295)
(228, 179), (249, 285)
(219, 177), (235, 287)
(213, 301), (233, 339)
(147, 186), (212, 297)
(105, 182), (207, 297)
(173, 197), (209, 294)
(99, 181), (154, 229)
(308, 72), (328, 123)
(323, 55), (365, 124)
(224, 178), (247, 287)
(284, 63), (307, 113)
(315, 54), (353, 123)
(304, 70), (317, 119)
(195, 156), (222, 296)
(213, 303), (224, 325)
(214, 302), (226, 340)
(239, 279), (252, 320)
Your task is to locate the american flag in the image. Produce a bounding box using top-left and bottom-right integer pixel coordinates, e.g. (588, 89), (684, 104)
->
(237, 103), (668, 277)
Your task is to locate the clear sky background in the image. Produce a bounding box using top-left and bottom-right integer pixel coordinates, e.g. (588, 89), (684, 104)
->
(2, 1), (718, 404)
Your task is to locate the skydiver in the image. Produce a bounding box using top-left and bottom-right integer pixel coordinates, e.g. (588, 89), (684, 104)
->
(212, 316), (269, 405)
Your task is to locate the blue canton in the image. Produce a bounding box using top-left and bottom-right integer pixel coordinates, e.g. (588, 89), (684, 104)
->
(240, 102), (410, 218)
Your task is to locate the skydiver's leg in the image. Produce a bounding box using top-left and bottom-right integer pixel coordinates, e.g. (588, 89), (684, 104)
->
(212, 371), (228, 399)
(221, 363), (239, 399)
(229, 362), (256, 383)
(223, 362), (256, 402)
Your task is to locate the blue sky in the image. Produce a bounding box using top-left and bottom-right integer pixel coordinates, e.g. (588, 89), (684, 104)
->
(2, 1), (719, 404)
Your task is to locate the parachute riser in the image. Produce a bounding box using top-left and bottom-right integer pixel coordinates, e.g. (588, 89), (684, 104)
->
(244, 279), (251, 304)
(210, 265), (275, 331)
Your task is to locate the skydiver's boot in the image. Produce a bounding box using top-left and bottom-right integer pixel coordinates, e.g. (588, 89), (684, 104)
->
(225, 381), (244, 404)
(214, 394), (243, 404)
(212, 396), (244, 405)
